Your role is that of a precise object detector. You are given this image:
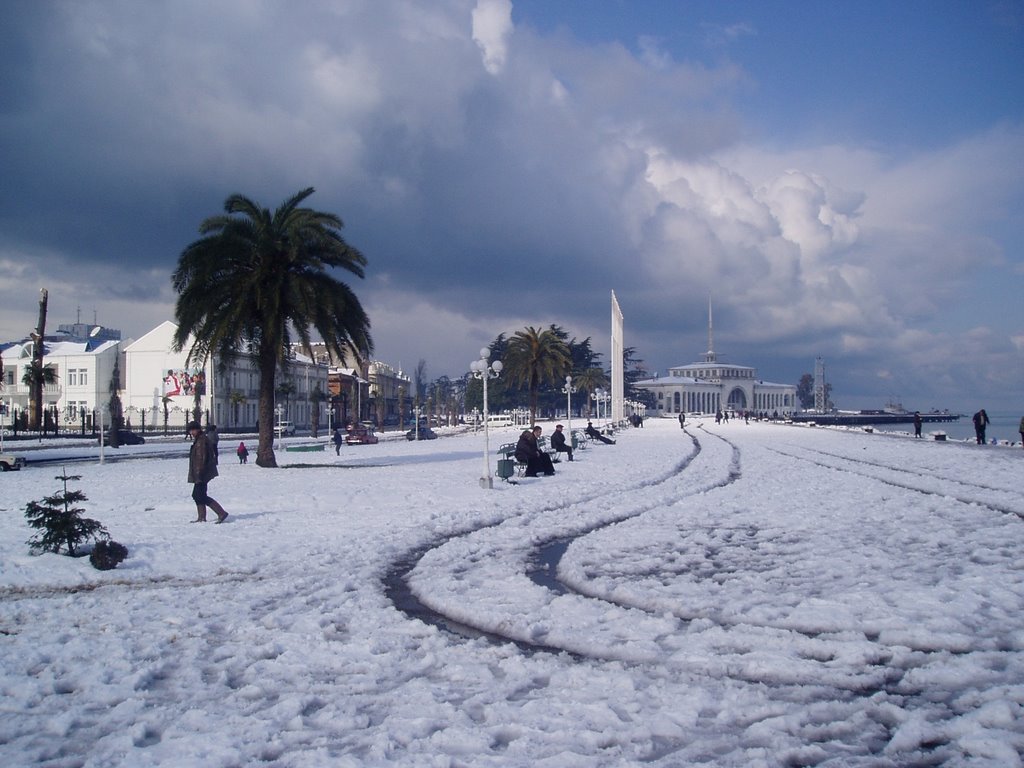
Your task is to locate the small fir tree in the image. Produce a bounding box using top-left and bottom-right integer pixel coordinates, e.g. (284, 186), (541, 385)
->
(24, 469), (108, 556)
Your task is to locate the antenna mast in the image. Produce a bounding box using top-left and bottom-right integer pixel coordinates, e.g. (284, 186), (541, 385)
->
(814, 356), (827, 412)
(704, 294), (716, 363)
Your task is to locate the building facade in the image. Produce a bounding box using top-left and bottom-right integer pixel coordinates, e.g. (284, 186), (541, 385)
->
(123, 321), (329, 433)
(367, 361), (411, 428)
(637, 356), (796, 417)
(636, 305), (796, 418)
(307, 341), (411, 430)
(1, 328), (123, 431)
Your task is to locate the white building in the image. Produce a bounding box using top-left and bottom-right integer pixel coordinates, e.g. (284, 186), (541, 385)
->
(637, 356), (796, 417)
(123, 321), (328, 433)
(636, 305), (796, 418)
(1, 336), (122, 430)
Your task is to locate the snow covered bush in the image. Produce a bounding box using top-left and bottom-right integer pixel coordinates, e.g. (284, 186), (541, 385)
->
(24, 469), (108, 557)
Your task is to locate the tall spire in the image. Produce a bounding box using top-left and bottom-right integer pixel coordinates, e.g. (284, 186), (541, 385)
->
(704, 294), (716, 363)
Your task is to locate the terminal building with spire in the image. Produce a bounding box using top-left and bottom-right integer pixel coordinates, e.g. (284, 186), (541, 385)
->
(636, 302), (797, 418)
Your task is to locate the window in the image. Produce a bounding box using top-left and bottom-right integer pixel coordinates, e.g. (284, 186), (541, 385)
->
(68, 370), (78, 386)
(79, 370), (88, 386)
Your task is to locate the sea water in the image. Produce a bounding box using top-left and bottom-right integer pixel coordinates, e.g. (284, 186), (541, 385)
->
(866, 411), (1022, 444)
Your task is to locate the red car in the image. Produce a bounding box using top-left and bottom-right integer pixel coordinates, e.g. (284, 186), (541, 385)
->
(345, 424), (379, 445)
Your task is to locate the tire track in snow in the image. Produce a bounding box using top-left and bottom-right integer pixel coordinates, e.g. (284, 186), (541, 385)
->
(525, 426), (739, 595)
(383, 427), (729, 656)
(538, 433), (1022, 764)
(391, 428), (960, 765)
(769, 445), (1024, 519)
(784, 443), (1020, 496)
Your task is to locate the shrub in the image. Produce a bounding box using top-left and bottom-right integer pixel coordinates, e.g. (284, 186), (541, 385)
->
(24, 469), (108, 557)
(90, 540), (128, 570)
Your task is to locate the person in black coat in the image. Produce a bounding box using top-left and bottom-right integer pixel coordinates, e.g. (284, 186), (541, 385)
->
(187, 421), (228, 523)
(972, 409), (990, 444)
(585, 420), (615, 445)
(550, 424), (573, 461)
(515, 426), (555, 477)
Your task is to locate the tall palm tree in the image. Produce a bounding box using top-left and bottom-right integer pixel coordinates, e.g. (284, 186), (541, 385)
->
(503, 325), (571, 426)
(172, 187), (372, 467)
(572, 367), (609, 418)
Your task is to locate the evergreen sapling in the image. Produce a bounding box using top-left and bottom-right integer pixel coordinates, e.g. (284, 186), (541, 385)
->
(24, 469), (108, 557)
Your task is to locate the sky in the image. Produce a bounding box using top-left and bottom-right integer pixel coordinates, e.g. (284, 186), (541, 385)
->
(1, 420), (1022, 765)
(1, 0), (1022, 413)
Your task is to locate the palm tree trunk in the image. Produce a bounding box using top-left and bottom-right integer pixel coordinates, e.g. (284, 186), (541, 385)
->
(31, 289), (48, 431)
(529, 371), (539, 426)
(256, 348), (278, 468)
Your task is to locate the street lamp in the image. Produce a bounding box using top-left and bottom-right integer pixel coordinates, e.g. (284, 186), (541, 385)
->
(469, 347), (503, 489)
(562, 375), (576, 441)
(592, 387), (605, 424)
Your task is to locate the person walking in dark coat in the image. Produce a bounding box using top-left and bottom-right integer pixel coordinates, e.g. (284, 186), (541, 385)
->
(972, 409), (990, 444)
(515, 426), (555, 477)
(678, 412), (685, 429)
(188, 421), (228, 523)
(913, 412), (923, 438)
(332, 428), (344, 455)
(550, 424), (573, 462)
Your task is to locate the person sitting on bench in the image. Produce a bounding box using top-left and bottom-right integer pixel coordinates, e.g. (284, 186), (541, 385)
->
(550, 423), (573, 461)
(585, 420), (616, 445)
(515, 426), (556, 476)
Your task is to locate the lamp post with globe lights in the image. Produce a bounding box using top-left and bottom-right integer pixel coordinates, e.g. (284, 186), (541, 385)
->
(562, 375), (577, 441)
(591, 387), (605, 424)
(469, 348), (503, 488)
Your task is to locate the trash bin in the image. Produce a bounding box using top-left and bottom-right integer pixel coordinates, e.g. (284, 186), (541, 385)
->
(496, 459), (515, 481)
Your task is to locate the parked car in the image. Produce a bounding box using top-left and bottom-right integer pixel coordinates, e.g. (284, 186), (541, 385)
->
(274, 422), (296, 436)
(0, 453), (26, 471)
(102, 429), (146, 447)
(345, 424), (379, 445)
(406, 426), (437, 441)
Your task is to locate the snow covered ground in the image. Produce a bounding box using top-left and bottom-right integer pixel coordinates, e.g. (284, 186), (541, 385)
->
(0, 418), (1021, 766)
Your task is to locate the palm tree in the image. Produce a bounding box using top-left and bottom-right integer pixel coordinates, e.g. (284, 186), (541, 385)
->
(22, 365), (58, 431)
(572, 367), (609, 418)
(172, 187), (372, 467)
(228, 390), (247, 428)
(309, 384), (326, 438)
(503, 325), (571, 426)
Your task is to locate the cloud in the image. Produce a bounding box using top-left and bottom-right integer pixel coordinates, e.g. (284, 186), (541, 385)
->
(0, 1), (1020, 410)
(472, 0), (513, 75)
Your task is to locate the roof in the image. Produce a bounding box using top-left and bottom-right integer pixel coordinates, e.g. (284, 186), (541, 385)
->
(0, 338), (120, 359)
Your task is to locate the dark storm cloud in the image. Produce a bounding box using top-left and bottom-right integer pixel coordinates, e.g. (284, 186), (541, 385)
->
(0, 0), (1021, 411)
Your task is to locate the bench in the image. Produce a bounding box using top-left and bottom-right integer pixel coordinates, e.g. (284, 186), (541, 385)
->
(495, 440), (559, 481)
(536, 436), (561, 463)
(496, 443), (525, 481)
(285, 443), (326, 453)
